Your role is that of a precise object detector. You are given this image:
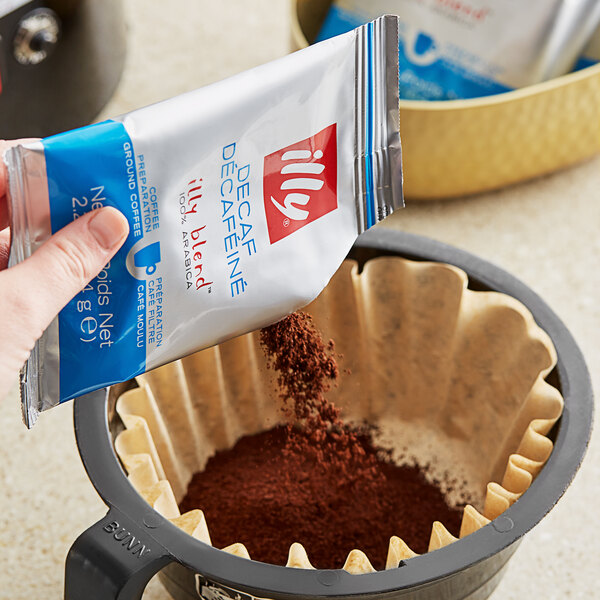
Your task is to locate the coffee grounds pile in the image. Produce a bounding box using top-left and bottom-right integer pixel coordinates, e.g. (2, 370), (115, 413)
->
(180, 312), (464, 570)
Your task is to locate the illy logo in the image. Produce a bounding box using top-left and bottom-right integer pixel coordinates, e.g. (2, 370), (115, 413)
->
(263, 123), (337, 244)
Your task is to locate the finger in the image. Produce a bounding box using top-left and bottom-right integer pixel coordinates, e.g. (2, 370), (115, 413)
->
(0, 206), (129, 349)
(0, 228), (9, 270)
(0, 138), (39, 229)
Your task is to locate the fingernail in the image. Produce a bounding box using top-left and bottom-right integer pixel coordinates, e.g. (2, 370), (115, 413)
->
(89, 207), (129, 250)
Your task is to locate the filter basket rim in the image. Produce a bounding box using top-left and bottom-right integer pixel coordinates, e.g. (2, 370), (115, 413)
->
(72, 229), (593, 597)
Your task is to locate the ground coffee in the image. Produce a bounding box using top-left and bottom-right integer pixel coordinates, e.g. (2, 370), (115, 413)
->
(179, 312), (464, 569)
(258, 311), (378, 482)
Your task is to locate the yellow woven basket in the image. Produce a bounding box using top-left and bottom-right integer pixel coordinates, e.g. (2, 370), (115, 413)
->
(292, 0), (600, 200)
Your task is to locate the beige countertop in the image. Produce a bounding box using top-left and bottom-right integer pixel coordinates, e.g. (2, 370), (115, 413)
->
(1, 1), (598, 598)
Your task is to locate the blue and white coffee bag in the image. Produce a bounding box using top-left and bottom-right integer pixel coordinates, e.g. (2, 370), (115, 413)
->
(6, 16), (403, 427)
(317, 0), (600, 100)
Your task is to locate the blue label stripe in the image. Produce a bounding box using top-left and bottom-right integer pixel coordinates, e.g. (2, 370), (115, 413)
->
(43, 120), (146, 402)
(574, 56), (597, 71)
(364, 20), (376, 229)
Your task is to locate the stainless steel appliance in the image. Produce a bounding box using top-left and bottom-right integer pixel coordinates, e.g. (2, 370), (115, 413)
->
(0, 0), (125, 138)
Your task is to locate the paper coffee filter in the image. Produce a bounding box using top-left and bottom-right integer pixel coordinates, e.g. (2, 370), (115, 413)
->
(114, 256), (563, 573)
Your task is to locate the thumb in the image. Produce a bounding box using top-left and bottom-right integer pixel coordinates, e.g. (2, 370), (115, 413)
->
(0, 207), (129, 361)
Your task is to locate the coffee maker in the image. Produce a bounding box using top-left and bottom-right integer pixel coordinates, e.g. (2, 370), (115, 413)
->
(0, 0), (125, 138)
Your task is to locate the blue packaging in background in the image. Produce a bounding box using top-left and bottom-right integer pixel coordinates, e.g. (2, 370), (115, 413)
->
(316, 0), (600, 101)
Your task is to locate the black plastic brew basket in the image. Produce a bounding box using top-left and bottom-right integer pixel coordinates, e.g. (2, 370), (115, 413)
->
(65, 229), (593, 600)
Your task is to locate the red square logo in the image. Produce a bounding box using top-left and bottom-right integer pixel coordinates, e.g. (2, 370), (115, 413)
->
(263, 123), (337, 244)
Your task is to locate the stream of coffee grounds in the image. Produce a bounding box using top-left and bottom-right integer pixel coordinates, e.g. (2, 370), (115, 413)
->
(259, 311), (379, 481)
(180, 312), (463, 569)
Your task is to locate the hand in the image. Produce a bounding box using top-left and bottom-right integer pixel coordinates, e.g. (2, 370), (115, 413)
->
(0, 140), (129, 401)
